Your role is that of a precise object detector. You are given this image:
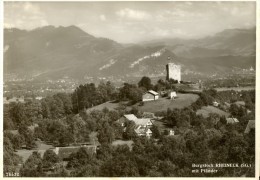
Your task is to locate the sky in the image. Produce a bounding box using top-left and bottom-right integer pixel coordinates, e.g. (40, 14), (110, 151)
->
(4, 1), (256, 43)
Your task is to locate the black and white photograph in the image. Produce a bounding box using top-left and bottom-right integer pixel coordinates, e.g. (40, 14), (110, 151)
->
(2, 1), (257, 177)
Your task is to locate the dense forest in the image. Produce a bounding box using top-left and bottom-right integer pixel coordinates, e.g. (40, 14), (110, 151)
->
(3, 77), (255, 177)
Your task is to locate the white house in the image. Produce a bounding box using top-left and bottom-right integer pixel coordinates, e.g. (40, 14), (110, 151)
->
(142, 90), (159, 102)
(169, 129), (175, 136)
(134, 126), (152, 138)
(117, 114), (153, 138)
(169, 91), (177, 99)
(213, 101), (219, 107)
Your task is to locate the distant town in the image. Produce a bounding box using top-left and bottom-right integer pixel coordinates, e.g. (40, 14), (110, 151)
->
(3, 65), (255, 104)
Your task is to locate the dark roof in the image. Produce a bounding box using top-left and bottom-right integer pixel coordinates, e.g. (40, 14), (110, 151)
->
(244, 120), (255, 134)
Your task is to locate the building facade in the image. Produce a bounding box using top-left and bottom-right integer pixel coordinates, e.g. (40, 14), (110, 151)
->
(166, 63), (181, 82)
(169, 91), (177, 99)
(117, 114), (153, 138)
(142, 90), (159, 101)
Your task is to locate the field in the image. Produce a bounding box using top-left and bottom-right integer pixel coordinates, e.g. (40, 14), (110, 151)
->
(85, 93), (199, 114)
(137, 93), (199, 113)
(196, 106), (230, 118)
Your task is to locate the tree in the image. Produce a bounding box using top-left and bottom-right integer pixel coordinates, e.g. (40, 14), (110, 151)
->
(98, 122), (115, 144)
(20, 151), (44, 177)
(138, 76), (153, 90)
(18, 123), (36, 149)
(128, 88), (144, 103)
(42, 149), (60, 168)
(67, 147), (95, 169)
(124, 121), (137, 140)
(226, 134), (248, 163)
(4, 104), (15, 130)
(4, 135), (23, 175)
(10, 103), (27, 126)
(97, 144), (113, 161)
(244, 92), (254, 110)
(41, 101), (51, 118)
(112, 122), (124, 139)
(5, 132), (24, 150)
(66, 115), (90, 143)
(119, 83), (136, 100)
(151, 125), (161, 139)
(230, 104), (240, 117)
(168, 78), (178, 84)
(3, 135), (22, 168)
(100, 154), (139, 177)
(159, 160), (176, 176)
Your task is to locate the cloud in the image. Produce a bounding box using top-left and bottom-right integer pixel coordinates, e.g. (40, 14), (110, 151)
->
(4, 22), (14, 28)
(23, 2), (42, 15)
(116, 8), (150, 20)
(231, 7), (239, 16)
(185, 2), (193, 6)
(4, 2), (48, 29)
(99, 14), (106, 21)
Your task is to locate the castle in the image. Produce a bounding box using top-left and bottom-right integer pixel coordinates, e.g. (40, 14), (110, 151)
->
(166, 63), (181, 83)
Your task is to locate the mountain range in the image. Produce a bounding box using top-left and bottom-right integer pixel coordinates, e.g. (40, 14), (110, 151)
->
(4, 25), (256, 81)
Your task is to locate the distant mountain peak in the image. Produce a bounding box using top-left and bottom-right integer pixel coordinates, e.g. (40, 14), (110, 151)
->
(4, 26), (255, 80)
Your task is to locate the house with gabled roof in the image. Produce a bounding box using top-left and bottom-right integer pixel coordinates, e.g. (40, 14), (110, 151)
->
(117, 114), (153, 138)
(131, 118), (153, 127)
(142, 90), (159, 101)
(117, 114), (138, 127)
(135, 126), (152, 138)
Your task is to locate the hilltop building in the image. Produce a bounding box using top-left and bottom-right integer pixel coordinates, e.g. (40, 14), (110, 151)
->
(168, 91), (177, 99)
(142, 90), (159, 101)
(166, 63), (181, 82)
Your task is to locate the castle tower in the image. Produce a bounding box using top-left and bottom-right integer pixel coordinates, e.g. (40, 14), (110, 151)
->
(166, 63), (181, 83)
